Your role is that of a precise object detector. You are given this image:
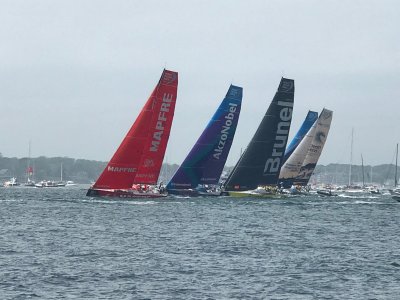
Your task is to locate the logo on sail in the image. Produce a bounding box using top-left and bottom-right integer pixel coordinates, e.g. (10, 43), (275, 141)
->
(150, 93), (173, 152)
(143, 159), (155, 167)
(263, 100), (293, 175)
(228, 88), (239, 98)
(315, 131), (326, 144)
(280, 80), (294, 92)
(321, 110), (332, 120)
(213, 102), (238, 160)
(107, 166), (137, 173)
(162, 71), (177, 85)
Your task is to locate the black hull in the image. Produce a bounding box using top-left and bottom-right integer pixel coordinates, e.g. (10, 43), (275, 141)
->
(316, 190), (337, 197)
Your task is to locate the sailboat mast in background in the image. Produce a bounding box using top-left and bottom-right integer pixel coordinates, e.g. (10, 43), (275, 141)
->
(361, 154), (365, 188)
(348, 128), (354, 186)
(395, 143), (398, 188)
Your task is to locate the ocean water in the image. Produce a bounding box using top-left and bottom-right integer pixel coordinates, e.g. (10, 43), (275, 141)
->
(1, 186), (399, 299)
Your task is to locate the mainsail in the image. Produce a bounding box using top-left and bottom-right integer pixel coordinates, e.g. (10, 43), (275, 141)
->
(294, 108), (333, 185)
(93, 69), (178, 189)
(224, 78), (295, 191)
(167, 85), (242, 190)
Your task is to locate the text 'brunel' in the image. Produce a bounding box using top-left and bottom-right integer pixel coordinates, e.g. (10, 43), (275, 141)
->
(150, 93), (173, 152)
(263, 100), (293, 174)
(213, 103), (238, 160)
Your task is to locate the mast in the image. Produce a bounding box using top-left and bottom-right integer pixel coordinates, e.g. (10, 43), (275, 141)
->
(370, 165), (373, 185)
(26, 141), (31, 182)
(395, 143), (398, 188)
(349, 128), (353, 186)
(361, 154), (365, 188)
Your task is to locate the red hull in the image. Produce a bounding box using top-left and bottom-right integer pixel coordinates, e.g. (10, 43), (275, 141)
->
(86, 188), (168, 199)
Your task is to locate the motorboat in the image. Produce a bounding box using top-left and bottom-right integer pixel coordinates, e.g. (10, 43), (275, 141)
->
(3, 177), (20, 187)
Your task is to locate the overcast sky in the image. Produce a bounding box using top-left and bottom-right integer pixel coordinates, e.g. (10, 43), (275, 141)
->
(1, 0), (399, 166)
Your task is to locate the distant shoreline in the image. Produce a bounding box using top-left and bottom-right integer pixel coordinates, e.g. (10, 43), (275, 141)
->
(0, 155), (398, 186)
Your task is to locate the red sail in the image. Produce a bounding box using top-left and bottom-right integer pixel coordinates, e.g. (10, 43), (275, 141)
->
(93, 69), (178, 189)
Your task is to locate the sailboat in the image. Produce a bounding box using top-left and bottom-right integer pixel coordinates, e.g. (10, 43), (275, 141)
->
(278, 110), (318, 189)
(361, 154), (365, 188)
(224, 77), (295, 197)
(389, 143), (400, 201)
(279, 108), (333, 189)
(35, 163), (66, 188)
(166, 85), (242, 196)
(24, 141), (36, 187)
(343, 129), (365, 193)
(87, 69), (178, 198)
(3, 177), (20, 187)
(292, 108), (333, 186)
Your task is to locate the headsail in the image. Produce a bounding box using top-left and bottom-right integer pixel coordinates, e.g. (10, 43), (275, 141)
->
(294, 108), (333, 185)
(279, 115), (318, 187)
(167, 85), (242, 190)
(93, 69), (178, 189)
(224, 78), (295, 191)
(279, 111), (318, 188)
(283, 110), (318, 164)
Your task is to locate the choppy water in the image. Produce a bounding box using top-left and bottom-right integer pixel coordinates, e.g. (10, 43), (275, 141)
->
(1, 186), (400, 299)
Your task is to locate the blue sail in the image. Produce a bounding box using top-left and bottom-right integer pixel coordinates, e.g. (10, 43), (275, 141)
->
(167, 85), (242, 194)
(283, 110), (318, 164)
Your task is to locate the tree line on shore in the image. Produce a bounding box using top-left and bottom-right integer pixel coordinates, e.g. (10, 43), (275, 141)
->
(0, 154), (398, 186)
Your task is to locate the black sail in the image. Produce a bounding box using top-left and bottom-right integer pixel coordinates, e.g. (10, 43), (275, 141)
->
(224, 78), (295, 191)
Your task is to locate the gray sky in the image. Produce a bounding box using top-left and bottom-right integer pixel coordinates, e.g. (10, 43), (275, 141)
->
(1, 0), (399, 166)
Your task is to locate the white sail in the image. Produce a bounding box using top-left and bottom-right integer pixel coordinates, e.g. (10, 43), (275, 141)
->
(295, 108), (333, 185)
(279, 119), (318, 184)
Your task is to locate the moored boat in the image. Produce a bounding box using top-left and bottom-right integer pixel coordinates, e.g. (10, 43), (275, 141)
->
(3, 177), (20, 187)
(387, 144), (399, 201)
(35, 180), (66, 188)
(24, 178), (36, 187)
(87, 69), (178, 198)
